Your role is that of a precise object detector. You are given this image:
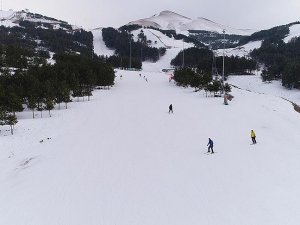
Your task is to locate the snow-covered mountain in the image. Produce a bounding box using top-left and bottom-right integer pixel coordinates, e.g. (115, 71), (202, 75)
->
(0, 9), (79, 30)
(128, 10), (255, 36)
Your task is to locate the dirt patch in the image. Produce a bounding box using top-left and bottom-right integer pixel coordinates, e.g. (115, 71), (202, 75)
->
(293, 103), (300, 113)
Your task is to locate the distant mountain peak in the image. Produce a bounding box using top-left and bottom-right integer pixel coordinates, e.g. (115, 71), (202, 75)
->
(157, 10), (192, 20)
(128, 10), (255, 35)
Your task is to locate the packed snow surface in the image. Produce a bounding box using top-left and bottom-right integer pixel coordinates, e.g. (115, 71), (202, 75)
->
(1, 65), (300, 225)
(131, 28), (193, 72)
(284, 24), (300, 43)
(128, 10), (255, 35)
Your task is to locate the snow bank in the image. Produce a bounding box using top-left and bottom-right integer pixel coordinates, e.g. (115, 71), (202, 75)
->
(228, 75), (300, 105)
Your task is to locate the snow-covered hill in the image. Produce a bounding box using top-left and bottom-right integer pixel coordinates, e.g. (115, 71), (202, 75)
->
(215, 40), (262, 57)
(1, 68), (300, 225)
(0, 9), (77, 30)
(128, 10), (255, 36)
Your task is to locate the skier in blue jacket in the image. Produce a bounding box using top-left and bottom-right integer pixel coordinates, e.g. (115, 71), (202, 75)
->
(207, 138), (214, 153)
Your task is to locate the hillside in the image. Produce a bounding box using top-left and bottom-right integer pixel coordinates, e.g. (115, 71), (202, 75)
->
(1, 69), (300, 225)
(223, 22), (300, 57)
(0, 9), (93, 69)
(0, 9), (75, 29)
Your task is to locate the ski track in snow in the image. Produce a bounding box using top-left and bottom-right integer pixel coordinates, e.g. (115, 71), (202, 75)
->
(1, 67), (300, 225)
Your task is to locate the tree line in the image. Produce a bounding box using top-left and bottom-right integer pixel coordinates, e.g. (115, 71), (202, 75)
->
(173, 68), (231, 96)
(251, 35), (300, 88)
(0, 54), (115, 135)
(171, 47), (257, 75)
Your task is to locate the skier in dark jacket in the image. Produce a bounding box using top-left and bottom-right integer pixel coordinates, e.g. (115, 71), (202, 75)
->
(207, 138), (214, 153)
(169, 104), (173, 113)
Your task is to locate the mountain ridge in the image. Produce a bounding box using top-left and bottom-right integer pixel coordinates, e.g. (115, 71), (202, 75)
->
(128, 10), (256, 36)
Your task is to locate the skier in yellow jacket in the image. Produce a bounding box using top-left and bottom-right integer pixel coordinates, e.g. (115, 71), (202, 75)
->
(251, 130), (257, 144)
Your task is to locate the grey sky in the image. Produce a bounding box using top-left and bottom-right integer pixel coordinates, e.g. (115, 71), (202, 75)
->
(3, 0), (300, 30)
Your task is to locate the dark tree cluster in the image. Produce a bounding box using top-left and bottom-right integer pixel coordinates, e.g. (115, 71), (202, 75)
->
(0, 22), (93, 70)
(171, 47), (212, 68)
(119, 24), (142, 33)
(102, 27), (166, 65)
(171, 47), (257, 75)
(0, 53), (115, 135)
(251, 35), (300, 88)
(106, 55), (142, 70)
(173, 68), (231, 96)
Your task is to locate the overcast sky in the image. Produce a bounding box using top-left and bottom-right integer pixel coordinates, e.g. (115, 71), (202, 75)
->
(3, 0), (300, 30)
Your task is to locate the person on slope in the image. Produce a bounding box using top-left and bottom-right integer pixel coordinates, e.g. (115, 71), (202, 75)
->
(251, 130), (257, 144)
(169, 104), (173, 113)
(207, 138), (214, 153)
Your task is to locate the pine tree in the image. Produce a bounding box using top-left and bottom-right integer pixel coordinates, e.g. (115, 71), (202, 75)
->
(44, 97), (54, 117)
(6, 114), (18, 135)
(27, 97), (37, 119)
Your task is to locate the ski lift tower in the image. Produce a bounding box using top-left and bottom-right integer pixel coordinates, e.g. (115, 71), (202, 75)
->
(129, 37), (132, 69)
(182, 40), (185, 68)
(222, 29), (226, 92)
(210, 38), (219, 79)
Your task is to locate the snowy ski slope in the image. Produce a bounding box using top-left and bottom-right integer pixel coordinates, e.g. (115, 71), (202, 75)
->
(92, 26), (194, 72)
(92, 28), (115, 57)
(0, 67), (300, 225)
(284, 24), (300, 43)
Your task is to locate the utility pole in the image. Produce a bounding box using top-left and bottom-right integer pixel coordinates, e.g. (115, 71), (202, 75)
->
(222, 29), (226, 86)
(182, 40), (185, 68)
(0, 0), (2, 27)
(129, 38), (132, 69)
